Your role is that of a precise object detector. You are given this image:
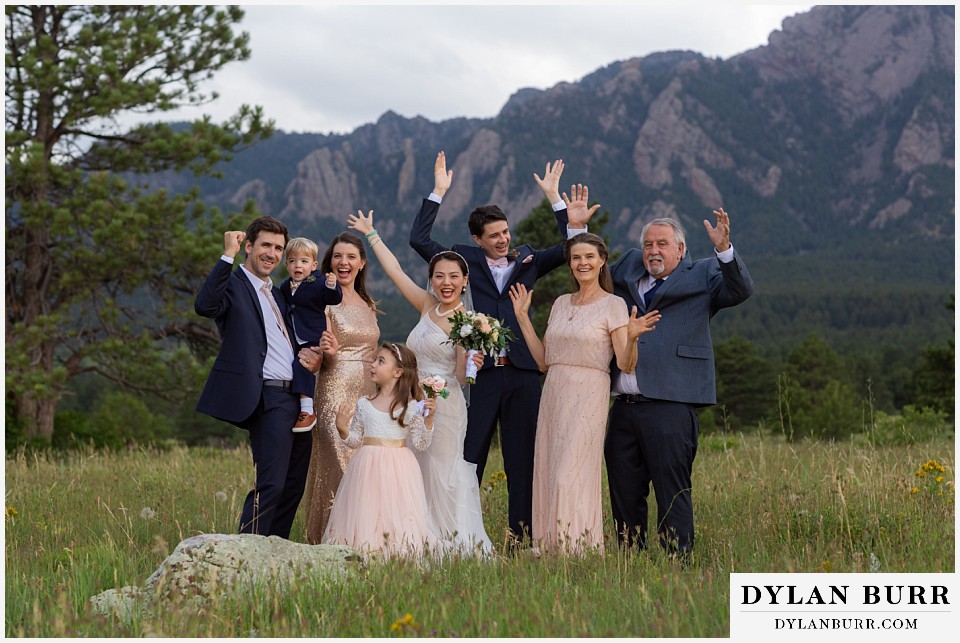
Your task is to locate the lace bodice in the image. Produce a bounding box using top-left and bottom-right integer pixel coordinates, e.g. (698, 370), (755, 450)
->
(406, 313), (457, 379)
(343, 397), (432, 451)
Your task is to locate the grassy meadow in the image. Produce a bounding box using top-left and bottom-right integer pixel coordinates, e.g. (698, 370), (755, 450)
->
(4, 433), (954, 637)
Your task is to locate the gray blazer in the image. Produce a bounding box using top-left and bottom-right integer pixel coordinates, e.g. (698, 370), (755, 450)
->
(609, 248), (753, 406)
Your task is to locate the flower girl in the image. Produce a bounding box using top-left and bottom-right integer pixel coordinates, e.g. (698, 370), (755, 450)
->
(321, 342), (438, 557)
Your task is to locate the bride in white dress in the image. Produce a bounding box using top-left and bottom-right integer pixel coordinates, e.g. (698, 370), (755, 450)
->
(348, 210), (493, 555)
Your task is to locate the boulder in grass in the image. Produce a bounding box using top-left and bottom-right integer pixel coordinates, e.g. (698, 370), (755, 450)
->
(89, 534), (362, 621)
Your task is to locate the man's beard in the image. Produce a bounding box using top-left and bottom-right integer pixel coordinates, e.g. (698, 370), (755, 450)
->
(646, 255), (665, 276)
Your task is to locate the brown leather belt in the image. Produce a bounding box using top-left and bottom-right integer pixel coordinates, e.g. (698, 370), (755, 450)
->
(494, 356), (511, 367)
(362, 437), (405, 448)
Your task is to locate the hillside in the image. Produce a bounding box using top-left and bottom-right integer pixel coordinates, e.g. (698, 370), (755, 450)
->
(178, 5), (954, 358)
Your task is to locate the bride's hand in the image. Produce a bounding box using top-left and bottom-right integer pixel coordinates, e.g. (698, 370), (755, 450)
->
(469, 350), (484, 372)
(347, 209), (375, 235)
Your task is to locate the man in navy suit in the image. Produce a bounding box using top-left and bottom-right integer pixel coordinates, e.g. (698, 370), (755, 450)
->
(195, 216), (333, 538)
(409, 151), (593, 541)
(606, 209), (753, 555)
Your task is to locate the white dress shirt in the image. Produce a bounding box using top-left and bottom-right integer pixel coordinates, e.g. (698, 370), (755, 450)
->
(222, 255), (295, 381)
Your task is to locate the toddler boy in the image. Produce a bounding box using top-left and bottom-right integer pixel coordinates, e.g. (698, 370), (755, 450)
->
(281, 237), (343, 431)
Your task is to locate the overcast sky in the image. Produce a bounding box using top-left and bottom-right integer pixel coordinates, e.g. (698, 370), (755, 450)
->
(162, 3), (816, 135)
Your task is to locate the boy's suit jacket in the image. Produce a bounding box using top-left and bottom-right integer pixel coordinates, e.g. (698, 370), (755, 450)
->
(279, 271), (343, 344)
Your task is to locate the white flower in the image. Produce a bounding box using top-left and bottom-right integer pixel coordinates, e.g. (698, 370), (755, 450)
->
(215, 491), (228, 502)
(140, 507), (156, 520)
(459, 324), (473, 337)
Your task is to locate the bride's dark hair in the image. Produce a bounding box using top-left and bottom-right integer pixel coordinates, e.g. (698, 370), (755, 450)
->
(428, 251), (469, 280)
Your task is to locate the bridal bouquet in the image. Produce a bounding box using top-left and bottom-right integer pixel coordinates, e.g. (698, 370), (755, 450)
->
(445, 310), (515, 384)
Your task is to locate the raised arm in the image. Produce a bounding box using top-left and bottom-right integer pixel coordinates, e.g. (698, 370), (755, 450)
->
(409, 151), (452, 262)
(195, 230), (245, 318)
(348, 210), (433, 314)
(508, 284), (547, 372)
(704, 207), (754, 308)
(336, 401), (364, 449)
(533, 159), (574, 239)
(611, 307), (660, 373)
(562, 183), (601, 229)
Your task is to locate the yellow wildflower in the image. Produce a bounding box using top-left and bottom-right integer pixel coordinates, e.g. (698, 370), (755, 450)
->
(5, 506), (17, 518)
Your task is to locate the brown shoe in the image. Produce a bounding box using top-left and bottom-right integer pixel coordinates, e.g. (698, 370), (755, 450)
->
(292, 412), (316, 433)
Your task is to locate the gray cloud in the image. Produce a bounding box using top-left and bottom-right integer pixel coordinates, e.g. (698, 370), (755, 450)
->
(154, 4), (815, 134)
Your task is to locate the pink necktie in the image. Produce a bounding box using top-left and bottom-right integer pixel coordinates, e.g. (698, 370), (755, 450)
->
(261, 281), (293, 350)
(487, 256), (509, 269)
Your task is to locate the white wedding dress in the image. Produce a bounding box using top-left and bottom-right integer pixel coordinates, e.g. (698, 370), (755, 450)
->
(406, 312), (493, 556)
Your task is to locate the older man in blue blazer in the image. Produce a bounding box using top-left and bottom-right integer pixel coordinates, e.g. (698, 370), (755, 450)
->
(195, 216), (333, 539)
(606, 209), (753, 555)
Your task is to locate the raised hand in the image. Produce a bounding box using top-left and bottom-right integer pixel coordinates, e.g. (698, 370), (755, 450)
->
(434, 151), (453, 197)
(703, 207), (731, 252)
(562, 183), (601, 228)
(325, 272), (337, 288)
(509, 283), (534, 318)
(532, 159), (564, 203)
(627, 307), (660, 341)
(335, 401), (355, 438)
(347, 209), (375, 236)
(223, 231), (245, 258)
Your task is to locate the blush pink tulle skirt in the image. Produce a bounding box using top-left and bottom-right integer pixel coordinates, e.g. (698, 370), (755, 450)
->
(321, 445), (437, 557)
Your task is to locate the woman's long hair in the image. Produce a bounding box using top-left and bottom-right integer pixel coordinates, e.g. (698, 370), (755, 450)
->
(564, 232), (613, 293)
(321, 232), (381, 312)
(379, 342), (423, 427)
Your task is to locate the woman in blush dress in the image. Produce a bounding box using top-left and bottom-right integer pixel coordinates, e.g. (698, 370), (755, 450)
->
(304, 232), (381, 544)
(509, 208), (659, 555)
(348, 209), (493, 556)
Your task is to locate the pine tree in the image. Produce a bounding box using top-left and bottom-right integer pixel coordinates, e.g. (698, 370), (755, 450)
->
(5, 6), (273, 440)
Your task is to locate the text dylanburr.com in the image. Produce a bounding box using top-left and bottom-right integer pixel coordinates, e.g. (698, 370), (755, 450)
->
(730, 573), (957, 640)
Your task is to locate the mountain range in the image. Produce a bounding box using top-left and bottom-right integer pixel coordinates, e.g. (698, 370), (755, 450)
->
(179, 4), (954, 362)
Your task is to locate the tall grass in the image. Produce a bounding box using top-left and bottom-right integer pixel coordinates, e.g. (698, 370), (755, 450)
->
(4, 434), (954, 637)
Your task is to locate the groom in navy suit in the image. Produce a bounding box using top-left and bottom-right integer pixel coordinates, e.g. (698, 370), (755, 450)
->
(409, 152), (593, 541)
(606, 209), (753, 555)
(195, 216), (333, 539)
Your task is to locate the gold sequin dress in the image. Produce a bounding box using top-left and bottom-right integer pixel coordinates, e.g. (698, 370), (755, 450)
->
(304, 302), (379, 543)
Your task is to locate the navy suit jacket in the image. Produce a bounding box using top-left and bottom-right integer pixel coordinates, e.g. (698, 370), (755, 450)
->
(610, 248), (754, 406)
(409, 198), (570, 373)
(279, 271), (343, 345)
(195, 259), (299, 425)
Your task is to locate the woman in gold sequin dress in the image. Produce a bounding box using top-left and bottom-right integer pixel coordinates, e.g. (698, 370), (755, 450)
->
(509, 217), (659, 555)
(304, 232), (381, 543)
